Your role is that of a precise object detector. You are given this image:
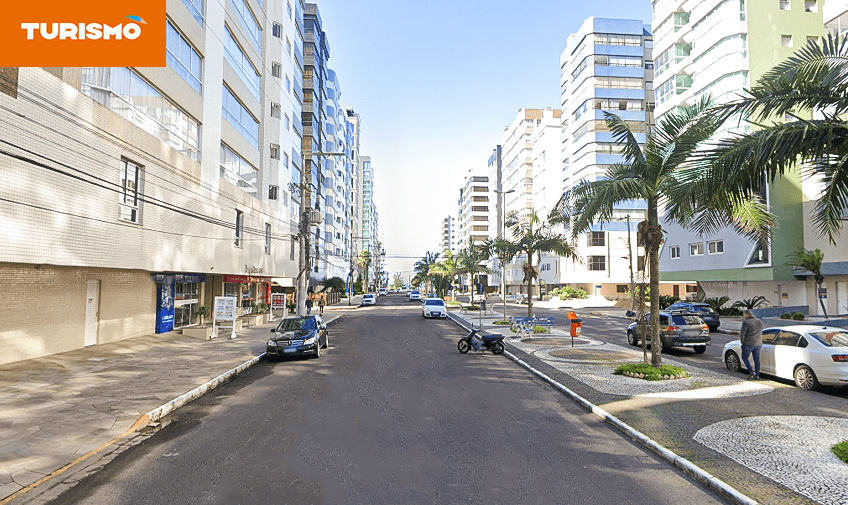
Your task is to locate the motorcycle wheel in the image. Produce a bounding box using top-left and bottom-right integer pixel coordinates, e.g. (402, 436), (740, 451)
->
(457, 339), (470, 354)
(491, 342), (505, 355)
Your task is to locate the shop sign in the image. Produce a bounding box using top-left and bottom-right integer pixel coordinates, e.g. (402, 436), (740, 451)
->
(154, 275), (175, 334)
(271, 294), (287, 309)
(224, 275), (269, 284)
(151, 273), (205, 283)
(244, 265), (263, 274)
(212, 296), (237, 340)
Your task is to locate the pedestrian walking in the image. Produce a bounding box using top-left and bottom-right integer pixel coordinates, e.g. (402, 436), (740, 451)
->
(318, 295), (325, 315)
(305, 296), (313, 315)
(739, 309), (763, 380)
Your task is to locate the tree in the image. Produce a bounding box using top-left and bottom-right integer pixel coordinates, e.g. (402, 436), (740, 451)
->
(391, 273), (404, 290)
(704, 296), (731, 312)
(358, 251), (372, 292)
(703, 34), (848, 243)
(552, 98), (774, 366)
(432, 275), (452, 299)
(429, 250), (462, 301)
(414, 251), (440, 295)
(788, 248), (828, 318)
(486, 211), (579, 318)
(458, 240), (490, 305)
(323, 276), (346, 293)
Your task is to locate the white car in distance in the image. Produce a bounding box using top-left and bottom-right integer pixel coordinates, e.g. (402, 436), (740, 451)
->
(408, 291), (421, 301)
(361, 294), (377, 306)
(723, 325), (848, 390)
(422, 298), (447, 319)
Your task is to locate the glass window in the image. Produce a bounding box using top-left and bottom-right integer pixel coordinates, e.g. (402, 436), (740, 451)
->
(234, 209), (244, 247)
(781, 34), (793, 47)
(229, 0), (261, 53)
(220, 143), (258, 196)
(708, 240), (724, 254)
(119, 159), (142, 223)
(690, 243), (704, 256)
(589, 231), (605, 247)
(166, 21), (202, 94)
(670, 246), (681, 259)
(780, 0), (790, 9)
(222, 84), (259, 148)
(271, 102), (281, 118)
(272, 22), (282, 38)
(808, 330), (848, 347)
(805, 1), (817, 13)
(181, 0), (204, 25)
(774, 330), (801, 346)
(588, 256), (606, 271)
(272, 62), (281, 78)
(223, 27), (260, 101)
(761, 329), (779, 344)
(81, 67), (200, 161)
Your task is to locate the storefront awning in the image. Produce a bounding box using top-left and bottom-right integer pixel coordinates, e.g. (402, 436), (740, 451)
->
(272, 278), (295, 287)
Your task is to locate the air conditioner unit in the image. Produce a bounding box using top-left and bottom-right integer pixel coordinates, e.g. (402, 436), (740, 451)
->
(308, 209), (323, 225)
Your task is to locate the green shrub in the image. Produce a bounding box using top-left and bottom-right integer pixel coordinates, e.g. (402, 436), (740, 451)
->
(613, 363), (690, 381)
(465, 305), (480, 311)
(575, 288), (588, 299)
(718, 307), (742, 316)
(492, 320), (510, 325)
(779, 312), (792, 320)
(659, 295), (680, 309)
(532, 326), (549, 333)
(445, 301), (461, 306)
(833, 441), (848, 464)
(792, 312), (805, 321)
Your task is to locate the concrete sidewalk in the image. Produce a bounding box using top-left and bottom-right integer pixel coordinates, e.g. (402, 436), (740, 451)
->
(0, 315), (338, 503)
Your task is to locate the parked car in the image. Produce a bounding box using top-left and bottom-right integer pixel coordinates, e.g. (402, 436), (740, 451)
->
(723, 326), (848, 390)
(667, 301), (721, 332)
(408, 291), (421, 301)
(626, 311), (711, 354)
(471, 292), (486, 303)
(266, 315), (328, 359)
(422, 298), (448, 319)
(379, 288), (388, 296)
(362, 294), (377, 306)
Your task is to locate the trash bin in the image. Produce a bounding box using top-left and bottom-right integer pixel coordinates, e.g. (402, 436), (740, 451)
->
(570, 318), (582, 337)
(481, 301), (486, 313)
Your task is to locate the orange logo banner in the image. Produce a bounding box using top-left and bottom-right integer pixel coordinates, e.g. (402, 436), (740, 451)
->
(0, 0), (165, 66)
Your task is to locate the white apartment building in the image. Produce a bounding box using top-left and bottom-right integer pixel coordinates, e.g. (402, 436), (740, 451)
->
(441, 216), (460, 256)
(0, 0), (306, 365)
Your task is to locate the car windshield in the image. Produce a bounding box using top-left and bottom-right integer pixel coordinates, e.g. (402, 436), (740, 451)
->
(277, 317), (316, 332)
(672, 314), (703, 325)
(808, 330), (848, 348)
(425, 299), (444, 306)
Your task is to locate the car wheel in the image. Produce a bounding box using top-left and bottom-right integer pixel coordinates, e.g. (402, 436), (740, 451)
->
(708, 325), (718, 333)
(627, 331), (638, 346)
(491, 342), (505, 355)
(457, 339), (470, 354)
(693, 345), (707, 354)
(322, 333), (329, 349)
(725, 351), (741, 373)
(794, 365), (820, 390)
(312, 342), (321, 359)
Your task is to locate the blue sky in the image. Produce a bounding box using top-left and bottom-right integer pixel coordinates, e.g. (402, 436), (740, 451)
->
(316, 0), (653, 278)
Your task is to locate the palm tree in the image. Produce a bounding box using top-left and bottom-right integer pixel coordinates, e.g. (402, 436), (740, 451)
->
(703, 34), (848, 243)
(552, 98), (774, 367)
(458, 240), (490, 305)
(788, 248), (828, 319)
(487, 211), (579, 318)
(357, 250), (372, 293)
(414, 251), (440, 295)
(430, 250), (462, 301)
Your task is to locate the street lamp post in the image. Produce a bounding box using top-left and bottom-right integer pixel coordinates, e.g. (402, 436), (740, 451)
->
(493, 188), (515, 319)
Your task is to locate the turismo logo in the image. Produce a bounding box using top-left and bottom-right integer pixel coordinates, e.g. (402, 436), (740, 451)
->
(0, 1), (164, 66)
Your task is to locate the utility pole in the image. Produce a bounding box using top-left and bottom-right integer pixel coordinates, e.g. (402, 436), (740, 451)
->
(627, 214), (635, 312)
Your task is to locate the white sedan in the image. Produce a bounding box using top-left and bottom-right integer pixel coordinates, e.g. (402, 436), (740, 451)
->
(723, 325), (848, 390)
(422, 298), (447, 319)
(361, 294), (377, 306)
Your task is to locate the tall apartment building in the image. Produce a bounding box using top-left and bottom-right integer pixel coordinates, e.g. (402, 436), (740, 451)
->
(361, 156), (380, 286)
(557, 17), (665, 300)
(0, 0), (305, 365)
(441, 216), (460, 256)
(652, 0), (826, 308)
(345, 107), (362, 284)
(454, 172), (493, 289)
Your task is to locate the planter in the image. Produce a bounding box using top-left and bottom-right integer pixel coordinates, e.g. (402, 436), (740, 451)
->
(241, 315), (262, 327)
(182, 326), (214, 340)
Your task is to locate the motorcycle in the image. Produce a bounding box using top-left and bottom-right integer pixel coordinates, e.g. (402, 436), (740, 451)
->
(457, 325), (505, 355)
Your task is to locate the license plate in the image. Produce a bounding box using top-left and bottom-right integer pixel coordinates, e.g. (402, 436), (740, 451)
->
(283, 348), (297, 354)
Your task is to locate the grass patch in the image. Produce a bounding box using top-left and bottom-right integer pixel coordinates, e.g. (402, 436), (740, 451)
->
(445, 301), (461, 306)
(833, 441), (848, 464)
(492, 320), (510, 325)
(532, 326), (549, 333)
(613, 363), (690, 381)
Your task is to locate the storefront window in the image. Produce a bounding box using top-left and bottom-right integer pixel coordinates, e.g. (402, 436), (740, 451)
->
(174, 281), (199, 328)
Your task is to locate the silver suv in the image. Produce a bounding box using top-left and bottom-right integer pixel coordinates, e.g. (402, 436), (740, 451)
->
(626, 311), (711, 354)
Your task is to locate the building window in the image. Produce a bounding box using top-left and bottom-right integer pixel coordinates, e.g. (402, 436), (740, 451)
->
(670, 245), (681, 259)
(780, 0), (790, 9)
(270, 143), (280, 160)
(81, 67), (200, 161)
(287, 1), (292, 18)
(229, 0), (261, 53)
(223, 27), (260, 101)
(805, 0), (817, 12)
(588, 256), (606, 271)
(181, 0), (204, 25)
(686, 285), (699, 293)
(285, 75), (291, 92)
(616, 285), (628, 293)
(271, 102), (281, 119)
(265, 223), (271, 254)
(290, 236), (296, 260)
(222, 85), (259, 148)
(284, 113), (290, 130)
(589, 231), (605, 247)
(282, 151), (289, 168)
(234, 210), (244, 247)
(272, 62), (281, 78)
(272, 22), (282, 38)
(286, 37), (292, 56)
(119, 159), (142, 224)
(690, 243), (704, 256)
(269, 185), (279, 200)
(781, 34), (793, 47)
(166, 21), (202, 94)
(220, 143), (258, 196)
(708, 240), (724, 254)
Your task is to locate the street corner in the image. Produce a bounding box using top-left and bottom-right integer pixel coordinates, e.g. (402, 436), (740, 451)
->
(694, 416), (848, 505)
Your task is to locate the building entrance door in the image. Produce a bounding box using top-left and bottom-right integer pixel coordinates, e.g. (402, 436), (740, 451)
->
(837, 281), (848, 316)
(84, 280), (100, 347)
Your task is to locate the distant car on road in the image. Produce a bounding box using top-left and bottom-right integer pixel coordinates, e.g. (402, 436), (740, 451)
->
(666, 301), (721, 332)
(362, 294), (377, 306)
(408, 291), (421, 301)
(724, 325), (848, 390)
(626, 311), (711, 354)
(266, 315), (328, 359)
(422, 298), (447, 319)
(471, 293), (486, 303)
(379, 288), (388, 296)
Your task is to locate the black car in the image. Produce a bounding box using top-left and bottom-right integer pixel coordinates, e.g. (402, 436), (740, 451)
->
(666, 301), (721, 331)
(266, 315), (328, 359)
(626, 311), (711, 354)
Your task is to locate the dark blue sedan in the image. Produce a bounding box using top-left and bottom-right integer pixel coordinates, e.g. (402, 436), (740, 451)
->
(666, 302), (721, 331)
(266, 315), (328, 359)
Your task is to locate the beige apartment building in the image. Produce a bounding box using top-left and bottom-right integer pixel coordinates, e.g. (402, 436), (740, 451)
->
(0, 0), (305, 365)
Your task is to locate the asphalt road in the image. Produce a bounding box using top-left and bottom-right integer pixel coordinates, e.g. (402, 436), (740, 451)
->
(52, 295), (725, 505)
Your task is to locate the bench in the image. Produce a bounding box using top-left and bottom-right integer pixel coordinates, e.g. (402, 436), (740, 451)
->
(510, 316), (555, 337)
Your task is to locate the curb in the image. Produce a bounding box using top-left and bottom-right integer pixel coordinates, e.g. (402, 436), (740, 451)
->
(446, 313), (758, 505)
(718, 328), (740, 335)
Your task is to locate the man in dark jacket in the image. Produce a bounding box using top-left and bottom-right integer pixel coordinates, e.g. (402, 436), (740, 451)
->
(739, 309), (763, 379)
